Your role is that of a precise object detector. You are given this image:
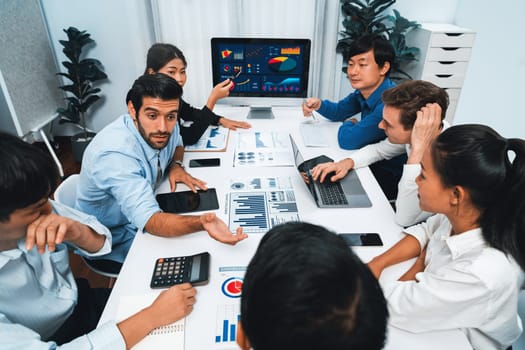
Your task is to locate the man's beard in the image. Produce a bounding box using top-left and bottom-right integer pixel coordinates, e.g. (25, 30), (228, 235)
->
(136, 116), (172, 149)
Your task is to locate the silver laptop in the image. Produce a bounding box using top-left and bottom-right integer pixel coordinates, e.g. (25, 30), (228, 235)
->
(290, 135), (372, 208)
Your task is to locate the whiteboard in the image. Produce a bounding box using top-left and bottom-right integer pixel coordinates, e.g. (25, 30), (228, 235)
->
(0, 0), (63, 137)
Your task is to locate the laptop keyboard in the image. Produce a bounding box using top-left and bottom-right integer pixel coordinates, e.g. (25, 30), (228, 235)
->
(317, 181), (348, 205)
(299, 123), (329, 147)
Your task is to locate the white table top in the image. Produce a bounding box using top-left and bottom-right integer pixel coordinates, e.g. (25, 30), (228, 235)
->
(99, 106), (472, 350)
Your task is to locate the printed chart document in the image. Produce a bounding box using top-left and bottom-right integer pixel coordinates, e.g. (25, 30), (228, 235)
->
(185, 126), (229, 152)
(234, 131), (294, 167)
(214, 266), (246, 348)
(116, 293), (185, 350)
(226, 176), (300, 234)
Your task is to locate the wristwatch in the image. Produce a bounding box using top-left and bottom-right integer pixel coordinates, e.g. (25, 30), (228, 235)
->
(173, 160), (185, 169)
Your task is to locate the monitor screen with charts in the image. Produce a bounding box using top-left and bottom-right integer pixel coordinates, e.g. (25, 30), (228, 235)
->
(211, 37), (311, 119)
(289, 136), (372, 208)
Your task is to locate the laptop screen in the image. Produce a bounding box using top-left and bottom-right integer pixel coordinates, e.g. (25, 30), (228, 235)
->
(290, 135), (305, 170)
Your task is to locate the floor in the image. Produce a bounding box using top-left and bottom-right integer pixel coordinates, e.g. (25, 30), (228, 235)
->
(36, 136), (112, 288)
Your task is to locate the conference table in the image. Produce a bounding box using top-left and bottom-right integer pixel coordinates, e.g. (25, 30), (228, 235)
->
(99, 106), (472, 350)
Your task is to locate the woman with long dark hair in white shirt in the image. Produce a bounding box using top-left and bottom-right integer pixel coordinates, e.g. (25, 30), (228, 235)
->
(369, 124), (525, 350)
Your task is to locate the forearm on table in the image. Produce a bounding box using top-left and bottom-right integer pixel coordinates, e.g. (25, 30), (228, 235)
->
(144, 212), (203, 237)
(117, 307), (159, 349)
(398, 252), (426, 281)
(370, 234), (421, 271)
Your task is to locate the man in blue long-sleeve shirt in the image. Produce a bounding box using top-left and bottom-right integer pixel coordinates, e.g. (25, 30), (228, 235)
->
(303, 34), (406, 199)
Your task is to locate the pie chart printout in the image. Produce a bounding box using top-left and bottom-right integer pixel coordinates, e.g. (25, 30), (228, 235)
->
(221, 277), (243, 298)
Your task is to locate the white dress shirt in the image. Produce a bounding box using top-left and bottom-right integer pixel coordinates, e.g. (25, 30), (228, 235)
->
(0, 200), (125, 349)
(381, 214), (523, 350)
(351, 121), (450, 227)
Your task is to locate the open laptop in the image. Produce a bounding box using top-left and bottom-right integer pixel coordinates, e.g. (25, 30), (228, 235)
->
(290, 135), (372, 208)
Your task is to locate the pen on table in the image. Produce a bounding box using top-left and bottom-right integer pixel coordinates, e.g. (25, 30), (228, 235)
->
(303, 99), (317, 121)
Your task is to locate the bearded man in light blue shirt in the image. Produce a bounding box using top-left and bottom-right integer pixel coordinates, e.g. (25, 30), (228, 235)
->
(0, 132), (196, 349)
(76, 74), (247, 265)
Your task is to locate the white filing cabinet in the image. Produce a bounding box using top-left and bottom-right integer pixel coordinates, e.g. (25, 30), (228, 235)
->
(405, 23), (476, 122)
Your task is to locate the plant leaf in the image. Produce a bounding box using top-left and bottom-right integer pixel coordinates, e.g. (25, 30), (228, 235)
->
(337, 0), (420, 78)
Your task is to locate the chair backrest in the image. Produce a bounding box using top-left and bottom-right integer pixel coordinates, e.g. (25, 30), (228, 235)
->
(54, 174), (79, 208)
(53, 174), (120, 280)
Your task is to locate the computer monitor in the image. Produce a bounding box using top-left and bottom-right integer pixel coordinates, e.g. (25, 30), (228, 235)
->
(211, 37), (311, 119)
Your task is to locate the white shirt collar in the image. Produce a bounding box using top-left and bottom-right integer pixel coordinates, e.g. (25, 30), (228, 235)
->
(444, 227), (486, 260)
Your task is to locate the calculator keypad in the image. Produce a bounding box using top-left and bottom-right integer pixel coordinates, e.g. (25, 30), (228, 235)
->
(151, 256), (191, 288)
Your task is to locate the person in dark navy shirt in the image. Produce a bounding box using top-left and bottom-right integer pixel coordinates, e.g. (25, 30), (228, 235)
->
(303, 34), (406, 200)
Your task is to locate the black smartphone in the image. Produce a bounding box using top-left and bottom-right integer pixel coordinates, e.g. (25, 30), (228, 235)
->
(339, 233), (383, 246)
(189, 158), (221, 168)
(150, 252), (210, 288)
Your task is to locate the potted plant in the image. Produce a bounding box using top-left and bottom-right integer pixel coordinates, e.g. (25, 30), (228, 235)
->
(56, 26), (107, 163)
(336, 0), (420, 81)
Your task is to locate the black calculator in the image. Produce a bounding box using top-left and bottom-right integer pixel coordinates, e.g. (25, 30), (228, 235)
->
(150, 252), (210, 289)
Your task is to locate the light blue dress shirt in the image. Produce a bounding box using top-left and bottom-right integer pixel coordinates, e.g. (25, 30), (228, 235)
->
(76, 114), (183, 263)
(0, 200), (125, 349)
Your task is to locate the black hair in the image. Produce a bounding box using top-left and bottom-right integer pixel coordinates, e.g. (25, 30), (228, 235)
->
(382, 80), (449, 129)
(144, 43), (187, 75)
(125, 73), (183, 114)
(241, 222), (388, 350)
(0, 132), (59, 222)
(346, 34), (395, 75)
(432, 124), (525, 270)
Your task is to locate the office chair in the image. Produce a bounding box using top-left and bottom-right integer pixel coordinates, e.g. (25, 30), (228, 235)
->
(53, 174), (121, 284)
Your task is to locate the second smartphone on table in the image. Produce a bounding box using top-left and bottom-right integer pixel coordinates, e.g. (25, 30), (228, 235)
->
(189, 158), (221, 168)
(339, 233), (383, 246)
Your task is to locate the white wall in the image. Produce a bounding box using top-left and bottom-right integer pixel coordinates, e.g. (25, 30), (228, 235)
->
(40, 0), (525, 139)
(337, 0), (460, 98)
(41, 0), (154, 134)
(453, 0), (525, 138)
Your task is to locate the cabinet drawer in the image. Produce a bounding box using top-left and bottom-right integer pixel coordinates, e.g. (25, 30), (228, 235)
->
(422, 73), (465, 88)
(430, 32), (475, 47)
(423, 61), (469, 75)
(427, 47), (472, 61)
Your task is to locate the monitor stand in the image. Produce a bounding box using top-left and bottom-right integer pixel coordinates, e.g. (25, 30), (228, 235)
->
(247, 106), (274, 119)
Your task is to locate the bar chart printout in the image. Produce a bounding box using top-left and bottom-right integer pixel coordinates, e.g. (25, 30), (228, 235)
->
(215, 303), (241, 346)
(227, 177), (300, 234)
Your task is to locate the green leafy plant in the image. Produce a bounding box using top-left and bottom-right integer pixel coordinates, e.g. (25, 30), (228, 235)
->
(56, 27), (107, 140)
(336, 0), (420, 80)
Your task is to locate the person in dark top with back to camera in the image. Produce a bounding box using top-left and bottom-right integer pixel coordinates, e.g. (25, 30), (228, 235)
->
(303, 34), (407, 200)
(237, 221), (389, 350)
(145, 43), (251, 145)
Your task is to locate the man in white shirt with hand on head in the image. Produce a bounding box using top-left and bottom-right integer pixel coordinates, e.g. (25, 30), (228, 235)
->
(311, 80), (449, 227)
